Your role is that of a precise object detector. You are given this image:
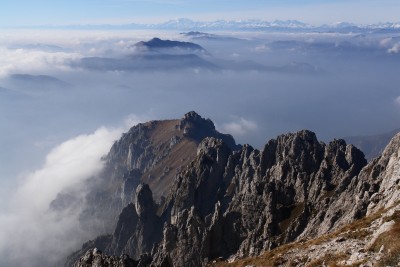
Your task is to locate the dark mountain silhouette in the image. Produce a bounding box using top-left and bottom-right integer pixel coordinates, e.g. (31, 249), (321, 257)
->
(72, 38), (217, 72)
(75, 54), (217, 71)
(134, 37), (206, 52)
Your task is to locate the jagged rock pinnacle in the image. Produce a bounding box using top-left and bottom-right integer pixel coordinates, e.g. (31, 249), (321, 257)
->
(135, 183), (155, 216)
(70, 115), (400, 267)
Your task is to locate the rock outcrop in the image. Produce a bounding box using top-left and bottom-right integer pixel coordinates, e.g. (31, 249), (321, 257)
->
(365, 132), (400, 213)
(69, 113), (400, 267)
(148, 131), (369, 266)
(72, 248), (138, 267)
(107, 184), (162, 260)
(71, 111), (238, 235)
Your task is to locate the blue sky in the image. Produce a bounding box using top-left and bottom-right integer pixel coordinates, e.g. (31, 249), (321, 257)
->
(1, 0), (400, 26)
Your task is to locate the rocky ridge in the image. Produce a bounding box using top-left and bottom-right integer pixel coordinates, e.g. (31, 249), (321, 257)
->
(72, 111), (238, 234)
(69, 113), (400, 267)
(213, 133), (400, 266)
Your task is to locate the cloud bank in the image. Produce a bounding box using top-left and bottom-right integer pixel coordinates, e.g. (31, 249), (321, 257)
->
(388, 43), (400, 54)
(0, 47), (79, 78)
(219, 117), (258, 137)
(0, 125), (130, 266)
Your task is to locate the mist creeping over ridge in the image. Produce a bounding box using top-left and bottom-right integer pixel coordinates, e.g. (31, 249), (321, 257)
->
(0, 25), (400, 266)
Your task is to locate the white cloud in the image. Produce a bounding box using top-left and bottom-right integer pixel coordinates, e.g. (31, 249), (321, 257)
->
(0, 29), (189, 79)
(255, 44), (270, 53)
(0, 30), (157, 78)
(219, 117), (258, 136)
(388, 43), (400, 54)
(0, 119), (144, 266)
(0, 47), (80, 78)
(123, 113), (149, 129)
(395, 96), (400, 106)
(380, 37), (393, 47)
(13, 127), (122, 211)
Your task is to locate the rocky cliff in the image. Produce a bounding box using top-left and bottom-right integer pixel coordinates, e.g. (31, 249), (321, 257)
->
(212, 133), (400, 267)
(69, 113), (400, 267)
(68, 111), (238, 235)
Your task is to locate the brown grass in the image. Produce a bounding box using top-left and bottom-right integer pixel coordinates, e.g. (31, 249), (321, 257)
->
(208, 242), (299, 267)
(342, 228), (371, 240)
(369, 210), (400, 266)
(208, 207), (392, 267)
(209, 248), (350, 267)
(140, 119), (199, 200)
(306, 253), (347, 267)
(146, 138), (198, 199)
(337, 209), (384, 238)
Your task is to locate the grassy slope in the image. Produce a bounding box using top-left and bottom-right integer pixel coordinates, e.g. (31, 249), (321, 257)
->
(209, 205), (400, 267)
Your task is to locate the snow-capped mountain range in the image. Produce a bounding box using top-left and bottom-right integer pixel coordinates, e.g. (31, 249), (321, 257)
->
(22, 18), (400, 32)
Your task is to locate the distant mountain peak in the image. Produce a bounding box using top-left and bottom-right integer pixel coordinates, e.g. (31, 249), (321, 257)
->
(23, 18), (400, 32)
(182, 31), (208, 36)
(180, 31), (215, 38)
(134, 37), (205, 52)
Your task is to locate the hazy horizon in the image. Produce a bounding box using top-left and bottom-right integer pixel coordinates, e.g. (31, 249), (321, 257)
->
(2, 0), (400, 27)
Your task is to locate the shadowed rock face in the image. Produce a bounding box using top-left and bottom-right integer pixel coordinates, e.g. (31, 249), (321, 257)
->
(148, 130), (368, 266)
(70, 113), (400, 267)
(59, 111), (238, 241)
(105, 184), (162, 260)
(72, 248), (139, 267)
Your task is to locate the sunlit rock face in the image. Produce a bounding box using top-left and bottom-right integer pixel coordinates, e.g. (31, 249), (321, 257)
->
(70, 113), (400, 267)
(72, 111), (238, 236)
